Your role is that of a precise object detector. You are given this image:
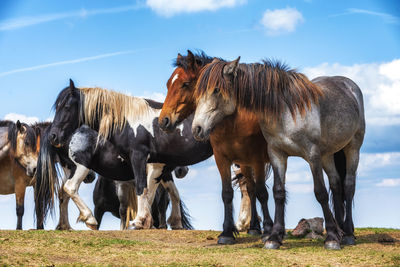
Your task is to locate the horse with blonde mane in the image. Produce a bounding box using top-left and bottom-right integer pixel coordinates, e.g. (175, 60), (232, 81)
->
(192, 57), (364, 250)
(36, 80), (210, 230)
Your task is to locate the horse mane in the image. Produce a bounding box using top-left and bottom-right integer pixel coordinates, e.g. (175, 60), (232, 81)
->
(79, 87), (153, 140)
(3, 120), (37, 151)
(32, 121), (52, 131)
(173, 50), (214, 70)
(196, 59), (323, 122)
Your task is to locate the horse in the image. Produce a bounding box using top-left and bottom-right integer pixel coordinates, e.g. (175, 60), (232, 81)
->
(40, 80), (214, 230)
(191, 57), (365, 250)
(0, 120), (44, 229)
(93, 166), (192, 230)
(36, 120), (194, 230)
(158, 50), (273, 244)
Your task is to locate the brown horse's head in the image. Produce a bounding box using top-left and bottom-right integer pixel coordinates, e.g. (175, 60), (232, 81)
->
(11, 120), (41, 177)
(159, 50), (213, 132)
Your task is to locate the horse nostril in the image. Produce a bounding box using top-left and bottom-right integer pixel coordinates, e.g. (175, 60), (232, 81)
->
(195, 126), (202, 137)
(33, 168), (37, 174)
(50, 133), (57, 142)
(162, 117), (170, 128)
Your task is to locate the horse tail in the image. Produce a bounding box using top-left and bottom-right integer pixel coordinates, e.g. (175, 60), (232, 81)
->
(333, 149), (347, 215)
(180, 199), (193, 230)
(125, 184), (138, 229)
(34, 127), (60, 227)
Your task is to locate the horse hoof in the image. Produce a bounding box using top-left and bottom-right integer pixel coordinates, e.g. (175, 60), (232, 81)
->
(325, 241), (341, 250)
(217, 236), (235, 245)
(264, 241), (281, 249)
(341, 235), (356, 245)
(86, 223), (98, 230)
(248, 229), (262, 236)
(261, 234), (270, 243)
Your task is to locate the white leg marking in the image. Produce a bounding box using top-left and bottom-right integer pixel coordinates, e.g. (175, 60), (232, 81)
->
(236, 182), (251, 231)
(63, 164), (97, 229)
(132, 163), (164, 229)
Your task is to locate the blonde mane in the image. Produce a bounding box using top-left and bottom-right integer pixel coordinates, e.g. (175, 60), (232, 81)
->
(79, 87), (153, 140)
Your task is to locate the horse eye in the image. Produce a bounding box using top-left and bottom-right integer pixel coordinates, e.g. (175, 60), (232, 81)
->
(213, 87), (220, 94)
(24, 140), (29, 146)
(182, 82), (190, 88)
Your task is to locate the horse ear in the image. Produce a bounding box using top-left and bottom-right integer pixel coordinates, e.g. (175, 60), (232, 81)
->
(35, 127), (41, 137)
(16, 120), (24, 133)
(69, 79), (75, 89)
(223, 56), (240, 78)
(211, 57), (219, 64)
(187, 50), (195, 68)
(177, 53), (183, 60)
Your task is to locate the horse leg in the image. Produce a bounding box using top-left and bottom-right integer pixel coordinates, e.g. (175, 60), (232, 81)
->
(14, 176), (26, 230)
(308, 146), (341, 250)
(56, 186), (73, 230)
(236, 176), (251, 232)
(56, 171), (73, 230)
(264, 148), (287, 249)
(157, 187), (169, 229)
(341, 141), (361, 245)
(254, 162), (273, 241)
(240, 166), (261, 236)
(161, 174), (183, 230)
(63, 163), (97, 230)
(322, 154), (345, 232)
(132, 162), (161, 229)
(116, 181), (130, 230)
(214, 152), (237, 244)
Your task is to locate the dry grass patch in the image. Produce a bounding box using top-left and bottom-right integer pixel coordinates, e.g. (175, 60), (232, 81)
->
(0, 228), (399, 266)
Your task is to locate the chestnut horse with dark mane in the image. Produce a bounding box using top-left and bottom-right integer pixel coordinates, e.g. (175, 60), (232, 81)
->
(159, 51), (274, 244)
(191, 57), (364, 250)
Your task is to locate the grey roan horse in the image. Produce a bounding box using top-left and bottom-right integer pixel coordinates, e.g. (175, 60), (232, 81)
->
(192, 58), (365, 250)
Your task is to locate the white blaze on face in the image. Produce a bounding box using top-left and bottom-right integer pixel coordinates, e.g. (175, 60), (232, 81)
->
(171, 73), (179, 86)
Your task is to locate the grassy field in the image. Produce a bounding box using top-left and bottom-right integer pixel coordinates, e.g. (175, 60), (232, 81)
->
(0, 228), (399, 266)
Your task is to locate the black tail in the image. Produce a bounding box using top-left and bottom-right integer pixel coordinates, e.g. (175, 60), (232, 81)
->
(34, 127), (60, 227)
(333, 149), (347, 214)
(180, 199), (193, 230)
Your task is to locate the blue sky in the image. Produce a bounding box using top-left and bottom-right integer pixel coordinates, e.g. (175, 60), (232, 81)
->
(0, 0), (399, 230)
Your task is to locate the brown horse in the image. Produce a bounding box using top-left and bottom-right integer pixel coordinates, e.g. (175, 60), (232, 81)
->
(0, 120), (42, 229)
(159, 51), (273, 244)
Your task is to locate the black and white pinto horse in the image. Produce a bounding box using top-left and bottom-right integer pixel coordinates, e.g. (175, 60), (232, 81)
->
(38, 80), (214, 230)
(36, 123), (192, 230)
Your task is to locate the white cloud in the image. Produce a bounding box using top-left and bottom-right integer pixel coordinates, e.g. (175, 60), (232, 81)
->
(287, 183), (313, 194)
(260, 7), (304, 35)
(138, 92), (166, 102)
(4, 113), (39, 124)
(145, 0), (246, 17)
(358, 152), (400, 175)
(303, 59), (400, 126)
(376, 178), (400, 187)
(0, 4), (142, 31)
